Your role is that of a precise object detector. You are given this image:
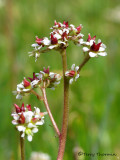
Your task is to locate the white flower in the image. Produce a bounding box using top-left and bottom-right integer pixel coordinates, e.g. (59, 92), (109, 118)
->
(65, 64), (79, 84)
(83, 39), (107, 57)
(35, 67), (61, 90)
(70, 24), (77, 32)
(42, 37), (51, 46)
(13, 74), (42, 99)
(31, 79), (40, 87)
(13, 79), (31, 100)
(81, 34), (107, 57)
(24, 111), (34, 123)
(53, 33), (61, 39)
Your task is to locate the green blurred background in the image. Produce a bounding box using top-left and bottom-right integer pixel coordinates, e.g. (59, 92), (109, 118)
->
(0, 0), (120, 159)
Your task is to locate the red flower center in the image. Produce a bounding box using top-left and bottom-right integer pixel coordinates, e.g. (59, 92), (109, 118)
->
(68, 70), (75, 77)
(76, 25), (82, 34)
(26, 104), (32, 111)
(35, 37), (43, 45)
(18, 113), (25, 124)
(51, 34), (58, 45)
(87, 34), (96, 42)
(23, 79), (30, 88)
(90, 42), (101, 51)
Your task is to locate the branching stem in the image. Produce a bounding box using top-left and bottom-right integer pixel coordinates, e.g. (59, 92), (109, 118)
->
(78, 53), (90, 72)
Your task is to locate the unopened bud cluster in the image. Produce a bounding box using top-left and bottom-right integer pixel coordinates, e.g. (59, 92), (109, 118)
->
(11, 103), (47, 141)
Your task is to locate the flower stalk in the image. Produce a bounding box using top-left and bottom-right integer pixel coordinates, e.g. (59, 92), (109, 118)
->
(57, 49), (69, 160)
(41, 86), (60, 137)
(20, 133), (25, 160)
(78, 53), (90, 72)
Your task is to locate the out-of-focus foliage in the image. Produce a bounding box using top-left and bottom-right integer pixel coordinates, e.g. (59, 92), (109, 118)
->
(0, 0), (120, 159)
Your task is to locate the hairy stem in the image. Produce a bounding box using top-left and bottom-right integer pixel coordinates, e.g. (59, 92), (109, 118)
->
(57, 49), (69, 160)
(41, 87), (60, 137)
(20, 133), (25, 160)
(78, 53), (90, 72)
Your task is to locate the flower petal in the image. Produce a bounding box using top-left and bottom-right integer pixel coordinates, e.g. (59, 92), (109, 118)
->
(21, 133), (25, 137)
(71, 64), (75, 70)
(89, 52), (97, 57)
(16, 94), (22, 99)
(98, 52), (107, 56)
(32, 127), (38, 133)
(31, 43), (39, 47)
(69, 78), (74, 84)
(75, 74), (79, 81)
(24, 111), (34, 123)
(43, 38), (51, 45)
(48, 45), (57, 49)
(75, 66), (79, 72)
(31, 80), (39, 87)
(12, 120), (18, 125)
(36, 120), (44, 125)
(54, 33), (61, 39)
(27, 135), (32, 142)
(17, 126), (26, 132)
(83, 47), (89, 52)
(99, 47), (105, 52)
(49, 72), (55, 78)
(28, 123), (36, 128)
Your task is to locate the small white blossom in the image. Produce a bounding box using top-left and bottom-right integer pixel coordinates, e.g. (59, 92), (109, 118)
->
(36, 67), (61, 90)
(82, 34), (107, 57)
(65, 64), (79, 84)
(42, 37), (51, 46)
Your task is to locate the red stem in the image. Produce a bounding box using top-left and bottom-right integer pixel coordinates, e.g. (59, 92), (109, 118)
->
(20, 133), (25, 160)
(57, 49), (69, 160)
(41, 87), (60, 137)
(78, 54), (90, 72)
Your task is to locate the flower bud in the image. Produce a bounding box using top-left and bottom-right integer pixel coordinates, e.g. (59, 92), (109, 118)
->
(26, 104), (32, 111)
(21, 103), (25, 112)
(14, 104), (21, 113)
(18, 113), (25, 124)
(23, 78), (31, 88)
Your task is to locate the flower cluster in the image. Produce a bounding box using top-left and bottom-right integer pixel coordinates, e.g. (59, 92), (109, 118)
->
(29, 21), (107, 62)
(81, 34), (107, 57)
(29, 20), (84, 61)
(35, 67), (61, 90)
(11, 103), (47, 141)
(65, 64), (79, 84)
(13, 76), (41, 99)
(13, 68), (61, 99)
